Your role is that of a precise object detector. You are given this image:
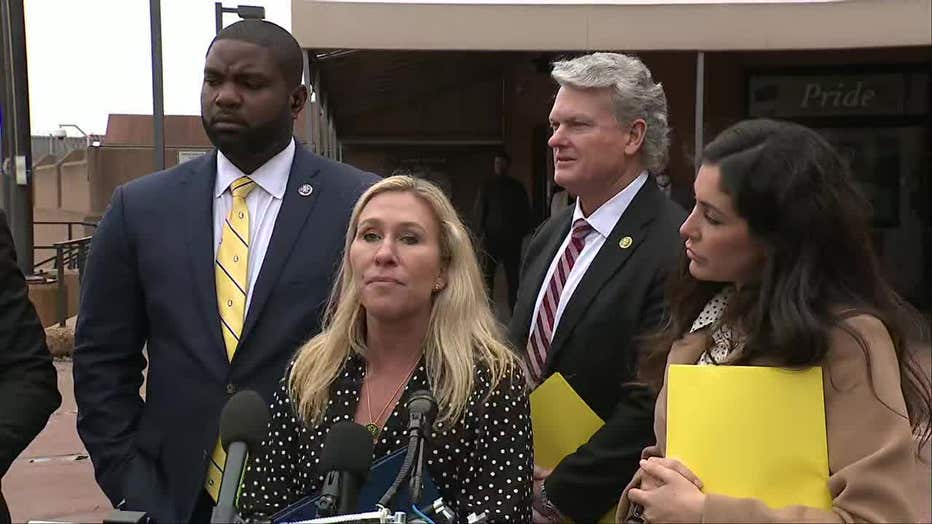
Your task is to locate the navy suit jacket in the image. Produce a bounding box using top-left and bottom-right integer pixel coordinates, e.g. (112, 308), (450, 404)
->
(508, 180), (685, 522)
(73, 146), (378, 522)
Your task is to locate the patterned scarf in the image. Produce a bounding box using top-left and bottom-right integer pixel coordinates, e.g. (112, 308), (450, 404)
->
(688, 286), (743, 365)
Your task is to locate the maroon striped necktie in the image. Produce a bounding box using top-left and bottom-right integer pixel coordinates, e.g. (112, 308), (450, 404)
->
(525, 218), (593, 386)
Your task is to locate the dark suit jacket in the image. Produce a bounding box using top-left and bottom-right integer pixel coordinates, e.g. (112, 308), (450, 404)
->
(508, 180), (685, 522)
(0, 210), (61, 524)
(73, 146), (378, 522)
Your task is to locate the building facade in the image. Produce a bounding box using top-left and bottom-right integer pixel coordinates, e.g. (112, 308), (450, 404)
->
(291, 0), (931, 310)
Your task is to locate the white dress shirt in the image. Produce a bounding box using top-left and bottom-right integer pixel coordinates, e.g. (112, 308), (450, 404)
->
(528, 172), (649, 341)
(213, 138), (295, 314)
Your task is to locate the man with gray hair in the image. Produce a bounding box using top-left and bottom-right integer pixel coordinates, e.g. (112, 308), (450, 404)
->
(508, 52), (686, 522)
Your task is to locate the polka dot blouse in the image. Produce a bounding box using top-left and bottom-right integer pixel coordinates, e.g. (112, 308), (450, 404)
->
(238, 353), (533, 522)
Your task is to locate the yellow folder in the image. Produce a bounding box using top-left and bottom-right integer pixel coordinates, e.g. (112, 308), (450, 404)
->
(531, 372), (604, 469)
(666, 364), (832, 510)
(530, 372), (614, 522)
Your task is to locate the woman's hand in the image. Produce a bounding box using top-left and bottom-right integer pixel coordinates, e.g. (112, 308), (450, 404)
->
(640, 471), (661, 491)
(639, 455), (704, 492)
(628, 457), (705, 523)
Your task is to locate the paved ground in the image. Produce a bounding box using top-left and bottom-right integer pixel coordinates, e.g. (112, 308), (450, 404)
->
(5, 360), (111, 522)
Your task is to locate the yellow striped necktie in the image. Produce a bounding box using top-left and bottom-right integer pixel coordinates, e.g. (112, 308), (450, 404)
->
(206, 175), (256, 501)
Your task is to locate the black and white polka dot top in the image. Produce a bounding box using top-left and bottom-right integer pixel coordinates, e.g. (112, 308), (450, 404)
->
(238, 353), (533, 522)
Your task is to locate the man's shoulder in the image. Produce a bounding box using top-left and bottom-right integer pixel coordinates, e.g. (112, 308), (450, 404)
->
(635, 195), (685, 262)
(526, 208), (572, 248)
(653, 195), (687, 233)
(627, 195), (686, 273)
(631, 181), (685, 238)
(121, 152), (213, 196)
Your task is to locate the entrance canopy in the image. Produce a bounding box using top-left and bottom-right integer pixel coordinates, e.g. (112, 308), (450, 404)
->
(292, 0), (931, 51)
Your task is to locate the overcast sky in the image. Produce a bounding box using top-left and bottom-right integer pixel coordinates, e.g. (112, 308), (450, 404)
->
(23, 0), (848, 137)
(25, 0), (292, 137)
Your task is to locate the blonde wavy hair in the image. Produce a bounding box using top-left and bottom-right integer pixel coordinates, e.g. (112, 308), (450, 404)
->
(288, 175), (521, 426)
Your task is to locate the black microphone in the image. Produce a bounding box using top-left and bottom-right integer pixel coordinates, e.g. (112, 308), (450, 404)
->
(406, 390), (437, 506)
(377, 390), (438, 508)
(316, 421), (375, 517)
(406, 390), (438, 433)
(211, 390), (270, 524)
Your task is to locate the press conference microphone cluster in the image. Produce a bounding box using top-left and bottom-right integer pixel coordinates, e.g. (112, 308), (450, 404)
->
(316, 421), (376, 517)
(211, 390), (271, 524)
(377, 390), (438, 509)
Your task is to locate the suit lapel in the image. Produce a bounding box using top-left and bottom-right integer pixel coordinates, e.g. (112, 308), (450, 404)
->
(512, 208), (573, 344)
(546, 182), (663, 369)
(182, 152), (228, 370)
(239, 146), (322, 350)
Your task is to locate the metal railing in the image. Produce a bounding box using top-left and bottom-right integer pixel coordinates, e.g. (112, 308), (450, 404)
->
(33, 221), (98, 326)
(53, 236), (92, 326)
(34, 221), (97, 269)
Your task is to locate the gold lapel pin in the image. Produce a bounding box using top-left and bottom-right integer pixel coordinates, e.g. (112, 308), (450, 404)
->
(619, 236), (633, 249)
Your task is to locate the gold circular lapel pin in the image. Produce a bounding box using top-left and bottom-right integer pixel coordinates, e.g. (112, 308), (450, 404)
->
(619, 236), (633, 249)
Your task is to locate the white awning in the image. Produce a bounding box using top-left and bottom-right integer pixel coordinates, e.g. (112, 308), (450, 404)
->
(292, 0), (932, 51)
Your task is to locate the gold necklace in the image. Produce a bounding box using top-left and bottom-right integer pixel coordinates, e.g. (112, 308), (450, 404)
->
(364, 359), (421, 440)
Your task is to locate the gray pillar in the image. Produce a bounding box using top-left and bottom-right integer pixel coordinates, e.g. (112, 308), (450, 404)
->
(320, 97), (330, 158)
(215, 1), (224, 34)
(0, 0), (10, 215)
(150, 0), (165, 171)
(312, 69), (322, 154)
(302, 50), (314, 150)
(328, 116), (336, 160)
(1, 0), (35, 273)
(694, 51), (705, 173)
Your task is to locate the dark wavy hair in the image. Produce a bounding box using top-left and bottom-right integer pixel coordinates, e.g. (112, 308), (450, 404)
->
(643, 118), (931, 447)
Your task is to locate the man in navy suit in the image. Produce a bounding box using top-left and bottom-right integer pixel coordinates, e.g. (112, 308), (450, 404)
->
(73, 21), (378, 522)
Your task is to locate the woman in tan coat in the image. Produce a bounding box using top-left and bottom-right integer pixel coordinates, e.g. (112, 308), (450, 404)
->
(618, 119), (930, 523)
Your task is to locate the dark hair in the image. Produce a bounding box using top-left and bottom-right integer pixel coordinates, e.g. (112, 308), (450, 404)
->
(209, 20), (303, 88)
(643, 118), (931, 446)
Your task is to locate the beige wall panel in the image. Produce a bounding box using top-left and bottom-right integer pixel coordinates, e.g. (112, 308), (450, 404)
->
(293, 0), (931, 51)
(33, 164), (60, 210)
(60, 161), (91, 214)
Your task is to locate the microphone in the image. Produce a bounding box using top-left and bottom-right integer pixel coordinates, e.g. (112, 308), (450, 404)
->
(316, 421), (375, 516)
(378, 390), (438, 509)
(406, 390), (438, 433)
(406, 391), (437, 506)
(211, 390), (270, 524)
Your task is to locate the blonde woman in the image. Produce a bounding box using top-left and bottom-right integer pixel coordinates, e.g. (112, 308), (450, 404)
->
(239, 176), (532, 521)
